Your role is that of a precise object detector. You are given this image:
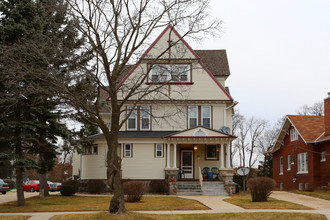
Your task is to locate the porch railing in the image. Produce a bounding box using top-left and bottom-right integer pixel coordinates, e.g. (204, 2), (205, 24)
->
(198, 166), (203, 192)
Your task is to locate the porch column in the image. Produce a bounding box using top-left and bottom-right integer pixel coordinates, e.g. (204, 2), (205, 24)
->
(172, 143), (177, 168)
(226, 144), (231, 168)
(220, 144), (225, 168)
(166, 144), (170, 168)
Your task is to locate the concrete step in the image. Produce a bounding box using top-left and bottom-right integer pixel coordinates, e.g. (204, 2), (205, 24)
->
(177, 181), (228, 196)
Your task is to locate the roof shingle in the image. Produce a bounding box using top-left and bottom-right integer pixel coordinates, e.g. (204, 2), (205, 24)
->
(288, 115), (324, 142)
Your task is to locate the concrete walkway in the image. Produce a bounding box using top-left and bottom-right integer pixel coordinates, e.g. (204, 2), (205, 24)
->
(0, 191), (329, 219)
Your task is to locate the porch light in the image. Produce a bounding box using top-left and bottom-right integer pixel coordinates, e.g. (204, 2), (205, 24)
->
(194, 145), (198, 150)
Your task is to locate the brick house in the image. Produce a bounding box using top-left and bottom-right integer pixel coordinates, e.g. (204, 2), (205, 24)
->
(272, 93), (330, 190)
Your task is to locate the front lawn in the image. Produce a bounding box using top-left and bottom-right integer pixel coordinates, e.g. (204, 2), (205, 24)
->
(0, 195), (208, 213)
(0, 216), (30, 220)
(224, 191), (313, 210)
(290, 190), (330, 201)
(50, 212), (326, 220)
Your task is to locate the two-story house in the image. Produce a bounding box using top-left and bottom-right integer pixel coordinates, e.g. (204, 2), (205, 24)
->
(72, 25), (237, 194)
(272, 93), (330, 190)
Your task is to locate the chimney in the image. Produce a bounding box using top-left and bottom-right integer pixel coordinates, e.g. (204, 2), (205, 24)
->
(325, 92), (330, 137)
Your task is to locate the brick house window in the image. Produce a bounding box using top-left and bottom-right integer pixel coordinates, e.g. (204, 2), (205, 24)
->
(287, 155), (291, 171)
(297, 152), (308, 174)
(321, 151), (326, 162)
(290, 128), (298, 141)
(280, 156), (283, 175)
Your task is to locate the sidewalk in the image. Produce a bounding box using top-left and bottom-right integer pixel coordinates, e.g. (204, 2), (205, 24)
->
(0, 192), (329, 219)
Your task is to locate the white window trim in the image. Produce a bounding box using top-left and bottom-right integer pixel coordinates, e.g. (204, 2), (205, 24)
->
(297, 152), (308, 174)
(290, 128), (298, 141)
(123, 144), (132, 158)
(321, 151), (326, 162)
(127, 107), (137, 130)
(280, 156), (283, 175)
(149, 64), (191, 83)
(140, 106), (151, 131)
(188, 106), (198, 128)
(201, 106), (211, 128)
(287, 155), (291, 171)
(155, 144), (164, 158)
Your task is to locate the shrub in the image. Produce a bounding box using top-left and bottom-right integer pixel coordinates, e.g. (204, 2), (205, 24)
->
(87, 179), (106, 194)
(123, 181), (146, 202)
(60, 185), (76, 196)
(247, 177), (276, 202)
(63, 180), (79, 191)
(148, 180), (168, 194)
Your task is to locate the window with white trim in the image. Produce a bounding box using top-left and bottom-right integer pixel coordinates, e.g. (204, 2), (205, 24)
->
(149, 64), (190, 83)
(127, 107), (137, 130)
(188, 106), (198, 128)
(82, 144), (98, 155)
(290, 128), (298, 141)
(321, 151), (326, 162)
(280, 156), (283, 174)
(287, 155), (291, 170)
(155, 144), (163, 158)
(123, 144), (132, 158)
(202, 106), (211, 128)
(140, 106), (150, 130)
(298, 152), (308, 173)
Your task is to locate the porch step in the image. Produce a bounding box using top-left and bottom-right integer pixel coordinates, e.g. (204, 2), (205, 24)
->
(176, 181), (228, 196)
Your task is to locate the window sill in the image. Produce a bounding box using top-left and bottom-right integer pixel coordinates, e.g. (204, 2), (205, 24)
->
(205, 158), (219, 161)
(297, 171), (308, 174)
(320, 159), (326, 162)
(279, 173), (283, 175)
(146, 82), (194, 85)
(287, 169), (291, 171)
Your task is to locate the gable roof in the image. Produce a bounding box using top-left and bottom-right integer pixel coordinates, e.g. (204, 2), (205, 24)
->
(195, 50), (230, 77)
(164, 126), (236, 139)
(272, 115), (328, 153)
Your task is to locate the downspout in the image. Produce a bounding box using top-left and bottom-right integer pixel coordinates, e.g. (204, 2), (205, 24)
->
(223, 101), (238, 127)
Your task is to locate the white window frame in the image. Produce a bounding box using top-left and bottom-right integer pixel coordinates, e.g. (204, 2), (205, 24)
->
(290, 128), (298, 141)
(127, 107), (137, 130)
(201, 106), (211, 128)
(287, 155), (291, 171)
(123, 144), (132, 158)
(280, 156), (283, 175)
(188, 106), (198, 128)
(149, 64), (191, 83)
(321, 151), (326, 162)
(297, 152), (308, 174)
(140, 106), (150, 130)
(155, 144), (164, 158)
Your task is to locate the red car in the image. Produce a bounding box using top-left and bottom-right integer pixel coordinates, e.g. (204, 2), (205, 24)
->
(23, 180), (49, 192)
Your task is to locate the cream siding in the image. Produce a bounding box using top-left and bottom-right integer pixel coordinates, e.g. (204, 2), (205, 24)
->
(81, 142), (107, 179)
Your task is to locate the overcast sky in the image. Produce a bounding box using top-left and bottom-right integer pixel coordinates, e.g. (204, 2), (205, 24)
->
(194, 0), (330, 125)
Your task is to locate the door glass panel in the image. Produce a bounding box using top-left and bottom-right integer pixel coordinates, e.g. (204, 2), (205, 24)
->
(182, 152), (192, 166)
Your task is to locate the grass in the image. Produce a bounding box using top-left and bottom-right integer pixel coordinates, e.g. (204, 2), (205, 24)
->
(290, 190), (330, 201)
(0, 195), (208, 213)
(50, 212), (326, 220)
(0, 216), (30, 220)
(224, 191), (313, 210)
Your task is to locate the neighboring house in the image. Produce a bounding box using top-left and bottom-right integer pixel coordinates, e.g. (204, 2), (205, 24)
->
(72, 25), (237, 192)
(272, 93), (330, 190)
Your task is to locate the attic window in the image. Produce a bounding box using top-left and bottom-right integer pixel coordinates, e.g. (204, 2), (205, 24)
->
(290, 128), (298, 141)
(149, 64), (190, 83)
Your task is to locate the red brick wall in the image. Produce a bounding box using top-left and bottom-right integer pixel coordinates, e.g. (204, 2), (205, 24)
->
(314, 142), (330, 187)
(273, 125), (317, 190)
(325, 95), (330, 137)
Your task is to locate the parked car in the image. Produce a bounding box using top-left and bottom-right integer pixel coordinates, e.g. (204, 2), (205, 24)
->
(0, 179), (10, 194)
(54, 182), (62, 191)
(47, 181), (57, 192)
(23, 180), (49, 192)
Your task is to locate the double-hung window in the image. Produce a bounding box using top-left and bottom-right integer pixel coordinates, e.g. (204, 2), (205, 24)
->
(155, 144), (163, 158)
(287, 155), (291, 170)
(140, 106), (150, 130)
(149, 64), (190, 83)
(202, 106), (211, 128)
(127, 107), (137, 130)
(188, 106), (198, 128)
(290, 128), (298, 141)
(321, 151), (326, 162)
(280, 156), (283, 174)
(206, 145), (218, 160)
(123, 144), (132, 158)
(298, 152), (308, 174)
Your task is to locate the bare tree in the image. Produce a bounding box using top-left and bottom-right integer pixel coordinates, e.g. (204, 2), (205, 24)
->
(297, 101), (324, 116)
(233, 113), (248, 167)
(61, 0), (221, 214)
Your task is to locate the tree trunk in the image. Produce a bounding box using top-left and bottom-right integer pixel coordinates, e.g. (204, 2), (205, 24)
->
(16, 168), (25, 206)
(39, 173), (49, 199)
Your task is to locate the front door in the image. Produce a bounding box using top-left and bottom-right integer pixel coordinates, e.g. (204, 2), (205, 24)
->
(181, 150), (193, 179)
